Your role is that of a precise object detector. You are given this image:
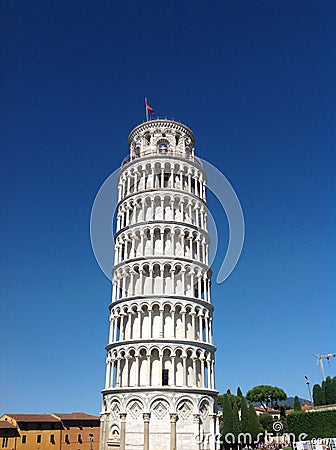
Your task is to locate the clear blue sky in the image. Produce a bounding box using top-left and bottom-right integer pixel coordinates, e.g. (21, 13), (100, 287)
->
(1, 0), (335, 414)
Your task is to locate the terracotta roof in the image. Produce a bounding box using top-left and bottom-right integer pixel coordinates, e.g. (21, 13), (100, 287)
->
(254, 406), (280, 414)
(0, 421), (17, 429)
(309, 403), (336, 410)
(4, 414), (60, 423)
(52, 413), (99, 421)
(287, 403), (336, 414)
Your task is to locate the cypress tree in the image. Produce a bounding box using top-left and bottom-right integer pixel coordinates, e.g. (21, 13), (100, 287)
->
(222, 393), (234, 447)
(331, 377), (336, 404)
(313, 384), (323, 406)
(232, 403), (241, 443)
(280, 405), (286, 417)
(294, 395), (302, 411)
(321, 380), (327, 405)
(247, 403), (263, 445)
(237, 386), (243, 398)
(240, 396), (249, 433)
(325, 376), (335, 405)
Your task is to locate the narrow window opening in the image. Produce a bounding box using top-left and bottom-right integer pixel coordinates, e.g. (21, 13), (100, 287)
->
(164, 174), (170, 188)
(116, 320), (120, 341)
(202, 321), (206, 341)
(162, 369), (169, 386)
(22, 436), (27, 444)
(113, 362), (117, 387)
(159, 143), (168, 153)
(36, 435), (42, 444)
(204, 364), (209, 388)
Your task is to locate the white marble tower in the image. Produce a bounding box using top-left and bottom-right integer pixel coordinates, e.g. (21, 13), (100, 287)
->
(99, 119), (219, 450)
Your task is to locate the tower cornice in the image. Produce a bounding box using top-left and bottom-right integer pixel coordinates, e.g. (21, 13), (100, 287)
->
(105, 339), (216, 353)
(102, 386), (218, 396)
(108, 295), (214, 312)
(112, 256), (211, 274)
(128, 119), (195, 147)
(119, 153), (205, 175)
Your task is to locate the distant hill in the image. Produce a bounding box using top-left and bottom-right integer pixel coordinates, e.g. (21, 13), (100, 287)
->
(273, 397), (311, 408)
(218, 395), (311, 411)
(281, 396), (311, 407)
(250, 397), (311, 409)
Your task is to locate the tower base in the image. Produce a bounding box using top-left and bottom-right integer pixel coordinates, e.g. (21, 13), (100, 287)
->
(99, 389), (220, 450)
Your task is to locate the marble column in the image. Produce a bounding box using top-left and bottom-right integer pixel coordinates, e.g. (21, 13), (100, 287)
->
(170, 413), (178, 450)
(209, 413), (217, 450)
(119, 413), (127, 450)
(193, 413), (201, 448)
(143, 413), (151, 450)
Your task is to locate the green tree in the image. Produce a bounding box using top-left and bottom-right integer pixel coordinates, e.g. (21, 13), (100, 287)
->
(286, 409), (336, 439)
(237, 386), (243, 398)
(226, 391), (241, 409)
(313, 384), (323, 406)
(321, 380), (327, 405)
(218, 394), (224, 407)
(232, 403), (241, 442)
(331, 377), (336, 404)
(240, 395), (249, 433)
(259, 413), (274, 431)
(294, 395), (302, 412)
(280, 405), (286, 417)
(246, 385), (287, 411)
(325, 376), (336, 405)
(221, 393), (233, 447)
(247, 403), (263, 445)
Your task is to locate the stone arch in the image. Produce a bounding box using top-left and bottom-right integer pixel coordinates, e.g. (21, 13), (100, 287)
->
(175, 348), (184, 387)
(138, 347), (149, 386)
(176, 397), (194, 420)
(186, 348), (194, 386)
(109, 399), (121, 420)
(163, 303), (173, 338)
(161, 347), (172, 386)
(199, 398), (211, 435)
(108, 424), (120, 443)
(151, 303), (161, 337)
(150, 347), (161, 386)
(126, 398), (144, 420)
(150, 397), (171, 420)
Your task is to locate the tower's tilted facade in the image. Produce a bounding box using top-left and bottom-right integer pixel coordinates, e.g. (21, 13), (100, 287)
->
(99, 119), (219, 450)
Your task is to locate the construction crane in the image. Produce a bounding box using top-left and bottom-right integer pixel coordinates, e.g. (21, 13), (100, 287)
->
(313, 353), (336, 381)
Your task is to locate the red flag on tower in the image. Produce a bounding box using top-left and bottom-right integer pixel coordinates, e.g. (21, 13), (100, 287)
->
(145, 98), (154, 120)
(146, 102), (154, 115)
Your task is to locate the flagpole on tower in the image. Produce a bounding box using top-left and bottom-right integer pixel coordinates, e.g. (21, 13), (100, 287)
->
(145, 98), (154, 121)
(145, 97), (149, 122)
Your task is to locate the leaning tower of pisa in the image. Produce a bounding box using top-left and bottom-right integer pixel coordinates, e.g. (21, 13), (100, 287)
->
(99, 119), (219, 450)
